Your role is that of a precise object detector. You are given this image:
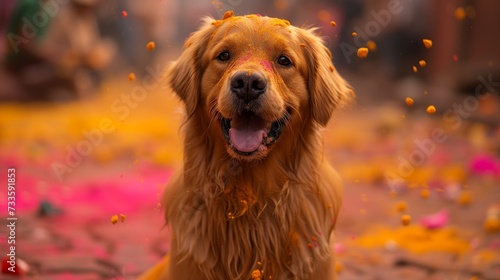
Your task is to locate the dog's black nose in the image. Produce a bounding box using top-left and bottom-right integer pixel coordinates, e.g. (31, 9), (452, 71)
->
(230, 71), (267, 102)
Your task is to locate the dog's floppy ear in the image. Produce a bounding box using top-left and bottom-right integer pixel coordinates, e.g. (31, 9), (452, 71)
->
(296, 28), (354, 126)
(168, 18), (216, 116)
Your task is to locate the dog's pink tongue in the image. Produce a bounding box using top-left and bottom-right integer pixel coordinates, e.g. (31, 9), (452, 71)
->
(229, 128), (266, 152)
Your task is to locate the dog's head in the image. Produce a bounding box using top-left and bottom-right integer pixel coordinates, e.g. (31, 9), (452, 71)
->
(169, 11), (353, 161)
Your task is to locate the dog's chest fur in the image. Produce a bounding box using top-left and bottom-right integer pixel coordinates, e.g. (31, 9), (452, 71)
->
(169, 178), (335, 280)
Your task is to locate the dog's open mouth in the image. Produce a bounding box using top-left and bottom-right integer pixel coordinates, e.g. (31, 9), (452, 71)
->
(219, 111), (287, 155)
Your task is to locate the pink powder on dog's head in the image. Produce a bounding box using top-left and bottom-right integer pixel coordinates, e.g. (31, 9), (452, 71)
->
(260, 60), (272, 72)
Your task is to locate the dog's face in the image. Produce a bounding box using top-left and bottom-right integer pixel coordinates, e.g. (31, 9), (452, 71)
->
(170, 12), (352, 161)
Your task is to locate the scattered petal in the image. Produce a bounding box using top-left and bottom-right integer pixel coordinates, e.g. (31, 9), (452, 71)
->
(128, 73), (136, 81)
(420, 209), (449, 229)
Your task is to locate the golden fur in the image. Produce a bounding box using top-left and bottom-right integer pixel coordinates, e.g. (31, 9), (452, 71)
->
(152, 12), (353, 280)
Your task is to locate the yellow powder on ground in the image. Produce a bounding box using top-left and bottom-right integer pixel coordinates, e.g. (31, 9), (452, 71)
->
(353, 225), (470, 255)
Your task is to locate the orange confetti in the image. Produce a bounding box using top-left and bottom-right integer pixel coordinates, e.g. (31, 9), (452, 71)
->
(121, 11), (128, 18)
(111, 215), (118, 224)
(412, 66), (418, 73)
(146, 41), (155, 51)
(251, 269), (261, 280)
(454, 7), (466, 20)
(401, 215), (411, 226)
(426, 105), (437, 114)
(405, 97), (414, 106)
(419, 60), (426, 67)
(128, 73), (136, 81)
(330, 21), (337, 27)
(423, 39), (433, 49)
(457, 191), (472, 206)
(329, 65), (335, 72)
(120, 213), (126, 223)
(352, 31), (358, 37)
(367, 40), (377, 52)
(299, 43), (306, 47)
(357, 47), (368, 58)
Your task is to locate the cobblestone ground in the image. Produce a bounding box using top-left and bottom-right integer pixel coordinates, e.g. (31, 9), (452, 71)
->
(0, 79), (499, 279)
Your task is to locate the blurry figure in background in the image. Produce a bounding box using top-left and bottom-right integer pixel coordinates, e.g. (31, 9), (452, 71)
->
(2, 0), (116, 101)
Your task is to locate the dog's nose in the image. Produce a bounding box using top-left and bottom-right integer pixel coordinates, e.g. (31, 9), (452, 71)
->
(230, 71), (267, 102)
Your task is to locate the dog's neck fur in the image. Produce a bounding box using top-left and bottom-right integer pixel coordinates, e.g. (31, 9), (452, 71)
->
(165, 111), (338, 280)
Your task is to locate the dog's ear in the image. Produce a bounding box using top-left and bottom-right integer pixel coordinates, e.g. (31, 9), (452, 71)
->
(168, 18), (216, 116)
(296, 28), (354, 126)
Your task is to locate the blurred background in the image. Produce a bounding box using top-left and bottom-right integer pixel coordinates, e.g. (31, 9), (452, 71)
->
(0, 0), (499, 279)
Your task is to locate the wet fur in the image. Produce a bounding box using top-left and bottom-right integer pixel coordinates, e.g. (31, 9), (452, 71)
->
(159, 14), (353, 280)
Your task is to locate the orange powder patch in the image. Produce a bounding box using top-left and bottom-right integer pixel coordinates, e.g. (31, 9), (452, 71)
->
(353, 225), (470, 255)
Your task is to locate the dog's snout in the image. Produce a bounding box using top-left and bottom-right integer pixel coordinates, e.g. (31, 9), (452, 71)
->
(230, 71), (267, 102)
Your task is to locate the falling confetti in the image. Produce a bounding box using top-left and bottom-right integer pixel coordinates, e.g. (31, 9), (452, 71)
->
(357, 47), (368, 58)
(128, 73), (136, 81)
(330, 21), (337, 27)
(426, 105), (437, 114)
(405, 97), (414, 106)
(419, 60), (426, 67)
(420, 189), (430, 199)
(120, 213), (126, 223)
(146, 41), (155, 51)
(367, 40), (377, 52)
(111, 214), (118, 224)
(251, 269), (261, 280)
(412, 66), (418, 73)
(454, 7), (466, 20)
(335, 262), (344, 273)
(352, 31), (358, 37)
(453, 54), (458, 62)
(420, 209), (449, 229)
(423, 39), (433, 49)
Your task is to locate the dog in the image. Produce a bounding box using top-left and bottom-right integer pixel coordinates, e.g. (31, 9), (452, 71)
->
(139, 11), (353, 280)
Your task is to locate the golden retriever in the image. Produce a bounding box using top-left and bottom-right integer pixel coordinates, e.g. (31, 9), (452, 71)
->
(139, 11), (353, 280)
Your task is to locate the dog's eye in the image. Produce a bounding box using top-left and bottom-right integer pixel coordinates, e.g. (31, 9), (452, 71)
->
(216, 51), (231, 61)
(277, 55), (292, 66)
